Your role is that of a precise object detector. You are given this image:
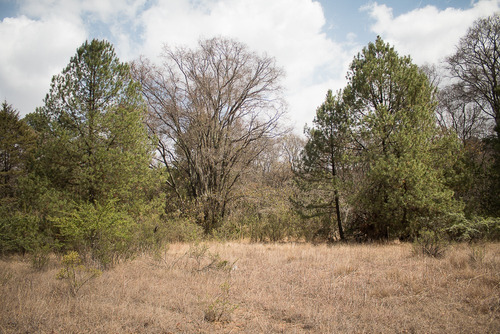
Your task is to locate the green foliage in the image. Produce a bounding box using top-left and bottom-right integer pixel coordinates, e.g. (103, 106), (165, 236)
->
(56, 251), (102, 296)
(30, 243), (52, 271)
(16, 39), (165, 259)
(212, 217), (247, 241)
(343, 37), (461, 239)
(468, 242), (486, 266)
(294, 90), (349, 240)
(54, 200), (136, 268)
(0, 209), (43, 254)
(26, 39), (154, 206)
(0, 101), (36, 201)
(247, 210), (299, 242)
(186, 243), (237, 273)
(446, 215), (500, 242)
(161, 215), (204, 243)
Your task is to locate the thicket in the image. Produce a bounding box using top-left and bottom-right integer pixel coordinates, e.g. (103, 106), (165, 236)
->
(1, 14), (499, 267)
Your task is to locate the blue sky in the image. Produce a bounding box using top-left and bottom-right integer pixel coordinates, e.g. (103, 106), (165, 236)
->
(321, 1), (473, 43)
(0, 0), (498, 132)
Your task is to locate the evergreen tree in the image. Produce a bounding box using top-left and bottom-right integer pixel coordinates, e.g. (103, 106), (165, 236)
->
(0, 101), (36, 202)
(344, 37), (460, 239)
(25, 40), (161, 265)
(295, 90), (349, 240)
(0, 101), (38, 254)
(27, 39), (153, 206)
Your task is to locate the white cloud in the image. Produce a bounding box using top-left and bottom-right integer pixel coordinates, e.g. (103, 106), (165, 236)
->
(138, 0), (351, 131)
(363, 0), (500, 64)
(0, 14), (86, 114)
(5, 0), (496, 132)
(1, 0), (350, 132)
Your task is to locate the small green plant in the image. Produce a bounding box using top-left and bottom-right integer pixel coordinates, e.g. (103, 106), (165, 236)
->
(54, 201), (136, 269)
(468, 242), (486, 266)
(186, 243), (237, 273)
(412, 229), (448, 258)
(204, 281), (238, 323)
(56, 251), (101, 296)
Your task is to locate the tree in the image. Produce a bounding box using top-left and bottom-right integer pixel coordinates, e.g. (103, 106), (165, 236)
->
(133, 37), (286, 233)
(295, 90), (349, 241)
(447, 14), (500, 139)
(436, 85), (492, 143)
(447, 14), (500, 215)
(24, 39), (160, 264)
(0, 101), (36, 201)
(344, 37), (460, 239)
(434, 84), (492, 215)
(0, 101), (38, 254)
(27, 39), (153, 206)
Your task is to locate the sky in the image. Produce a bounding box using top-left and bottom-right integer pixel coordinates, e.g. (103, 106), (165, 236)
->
(0, 0), (499, 133)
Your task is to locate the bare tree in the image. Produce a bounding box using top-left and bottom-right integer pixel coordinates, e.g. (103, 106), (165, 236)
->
(447, 14), (500, 139)
(132, 38), (286, 232)
(436, 85), (492, 143)
(447, 14), (500, 215)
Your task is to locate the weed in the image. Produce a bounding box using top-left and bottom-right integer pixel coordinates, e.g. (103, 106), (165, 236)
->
(412, 229), (448, 258)
(56, 251), (102, 296)
(151, 243), (170, 266)
(204, 281), (238, 323)
(468, 242), (486, 266)
(172, 243), (237, 273)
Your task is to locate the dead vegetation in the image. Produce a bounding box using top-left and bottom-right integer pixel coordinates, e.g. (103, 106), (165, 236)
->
(1, 242), (499, 333)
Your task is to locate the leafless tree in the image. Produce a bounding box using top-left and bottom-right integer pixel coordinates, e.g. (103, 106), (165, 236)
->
(447, 14), (500, 139)
(436, 85), (492, 143)
(132, 37), (286, 232)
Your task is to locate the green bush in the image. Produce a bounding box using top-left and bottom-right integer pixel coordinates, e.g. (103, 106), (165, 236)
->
(446, 215), (500, 242)
(212, 218), (247, 241)
(56, 251), (101, 296)
(248, 210), (299, 242)
(30, 243), (52, 271)
(0, 209), (41, 254)
(54, 200), (135, 269)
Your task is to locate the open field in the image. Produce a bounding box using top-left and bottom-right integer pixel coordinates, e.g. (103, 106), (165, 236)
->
(1, 242), (499, 333)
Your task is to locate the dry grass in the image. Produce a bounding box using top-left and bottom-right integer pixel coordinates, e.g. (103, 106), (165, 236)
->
(1, 242), (499, 333)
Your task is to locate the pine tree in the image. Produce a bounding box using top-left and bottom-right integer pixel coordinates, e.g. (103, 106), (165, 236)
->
(344, 37), (460, 239)
(295, 90), (349, 240)
(0, 101), (36, 202)
(27, 39), (153, 206)
(24, 40), (162, 264)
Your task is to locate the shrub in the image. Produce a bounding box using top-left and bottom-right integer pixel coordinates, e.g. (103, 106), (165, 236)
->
(446, 215), (500, 242)
(162, 215), (204, 243)
(186, 243), (237, 273)
(468, 242), (486, 266)
(0, 210), (41, 254)
(56, 251), (101, 296)
(412, 228), (448, 258)
(30, 243), (52, 271)
(54, 200), (135, 269)
(248, 211), (299, 242)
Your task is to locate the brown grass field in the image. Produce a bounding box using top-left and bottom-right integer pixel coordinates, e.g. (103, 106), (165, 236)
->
(1, 242), (499, 333)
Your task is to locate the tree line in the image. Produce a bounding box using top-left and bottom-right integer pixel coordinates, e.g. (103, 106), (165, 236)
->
(1, 15), (499, 265)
